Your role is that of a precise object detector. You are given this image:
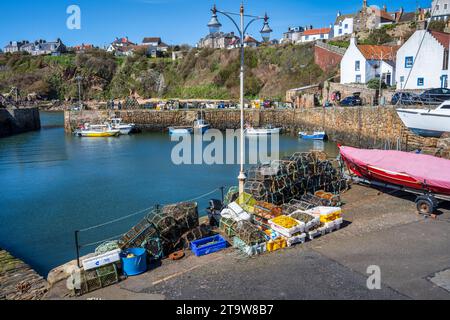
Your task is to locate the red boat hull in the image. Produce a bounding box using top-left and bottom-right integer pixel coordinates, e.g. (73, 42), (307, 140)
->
(340, 148), (450, 196)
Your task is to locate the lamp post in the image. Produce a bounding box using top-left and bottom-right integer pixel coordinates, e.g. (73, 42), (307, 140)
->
(207, 4), (272, 195)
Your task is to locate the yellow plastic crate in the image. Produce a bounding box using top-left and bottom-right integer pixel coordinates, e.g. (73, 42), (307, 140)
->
(267, 237), (287, 252)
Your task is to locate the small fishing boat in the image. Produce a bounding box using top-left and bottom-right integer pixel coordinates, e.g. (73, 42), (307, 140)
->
(339, 146), (450, 196)
(193, 118), (210, 134)
(299, 131), (327, 140)
(169, 126), (193, 135)
(246, 125), (281, 136)
(397, 100), (450, 137)
(74, 123), (120, 137)
(110, 118), (135, 135)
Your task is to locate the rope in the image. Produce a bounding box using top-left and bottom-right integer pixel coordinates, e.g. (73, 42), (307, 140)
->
(78, 187), (224, 233)
(80, 232), (125, 249)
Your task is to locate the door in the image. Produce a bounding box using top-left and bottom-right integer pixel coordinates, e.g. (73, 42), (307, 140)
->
(386, 73), (392, 86)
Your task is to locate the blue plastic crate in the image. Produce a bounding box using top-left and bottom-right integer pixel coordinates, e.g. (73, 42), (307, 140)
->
(190, 235), (228, 257)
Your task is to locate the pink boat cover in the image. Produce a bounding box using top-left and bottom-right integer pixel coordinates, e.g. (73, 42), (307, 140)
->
(340, 146), (450, 191)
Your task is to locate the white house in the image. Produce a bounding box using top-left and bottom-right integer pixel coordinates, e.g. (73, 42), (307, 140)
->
(396, 30), (450, 90)
(334, 13), (354, 37)
(281, 26), (305, 44)
(243, 35), (259, 48)
(341, 36), (397, 86)
(431, 0), (450, 21)
(300, 28), (333, 43)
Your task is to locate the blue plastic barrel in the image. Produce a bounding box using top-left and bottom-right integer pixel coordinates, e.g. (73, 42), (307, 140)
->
(121, 248), (147, 276)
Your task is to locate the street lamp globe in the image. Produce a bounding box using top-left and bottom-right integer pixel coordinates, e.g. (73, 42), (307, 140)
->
(208, 5), (222, 35)
(260, 14), (272, 43)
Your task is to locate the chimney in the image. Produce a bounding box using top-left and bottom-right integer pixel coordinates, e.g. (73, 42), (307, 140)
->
(337, 11), (342, 17)
(363, 0), (367, 9)
(383, 4), (387, 12)
(350, 33), (358, 46)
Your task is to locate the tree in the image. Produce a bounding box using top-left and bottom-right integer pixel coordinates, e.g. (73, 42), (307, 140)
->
(429, 20), (447, 32)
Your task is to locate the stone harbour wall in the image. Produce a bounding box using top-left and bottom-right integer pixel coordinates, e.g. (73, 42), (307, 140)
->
(0, 107), (41, 138)
(65, 107), (450, 158)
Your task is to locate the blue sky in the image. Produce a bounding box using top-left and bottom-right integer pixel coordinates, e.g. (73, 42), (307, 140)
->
(0, 0), (431, 47)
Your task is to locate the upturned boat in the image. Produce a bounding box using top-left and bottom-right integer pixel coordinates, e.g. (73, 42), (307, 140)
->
(397, 100), (450, 137)
(74, 123), (120, 137)
(299, 131), (327, 140)
(339, 146), (450, 196)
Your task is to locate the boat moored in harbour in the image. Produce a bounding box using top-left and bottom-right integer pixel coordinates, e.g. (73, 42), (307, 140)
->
(299, 131), (327, 140)
(110, 118), (135, 135)
(74, 123), (120, 137)
(245, 125), (281, 136)
(168, 127), (194, 135)
(397, 101), (450, 137)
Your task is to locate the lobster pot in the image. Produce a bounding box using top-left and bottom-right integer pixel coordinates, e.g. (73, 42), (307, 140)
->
(79, 264), (119, 295)
(219, 217), (238, 238)
(118, 218), (160, 250)
(175, 224), (213, 249)
(162, 202), (199, 234)
(254, 201), (282, 220)
(224, 187), (239, 205)
(282, 199), (314, 215)
(234, 221), (266, 246)
(301, 193), (331, 207)
(147, 209), (181, 256)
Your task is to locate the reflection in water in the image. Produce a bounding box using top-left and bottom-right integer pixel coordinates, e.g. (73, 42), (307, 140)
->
(0, 112), (338, 275)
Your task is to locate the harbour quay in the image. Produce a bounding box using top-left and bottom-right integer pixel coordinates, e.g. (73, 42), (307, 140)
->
(65, 106), (450, 159)
(0, 107), (40, 138)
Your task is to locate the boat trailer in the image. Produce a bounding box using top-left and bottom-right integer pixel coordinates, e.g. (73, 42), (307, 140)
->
(347, 174), (450, 215)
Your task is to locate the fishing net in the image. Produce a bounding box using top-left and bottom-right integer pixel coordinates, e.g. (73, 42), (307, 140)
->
(234, 220), (267, 246)
(95, 241), (120, 255)
(224, 187), (239, 205)
(244, 151), (346, 205)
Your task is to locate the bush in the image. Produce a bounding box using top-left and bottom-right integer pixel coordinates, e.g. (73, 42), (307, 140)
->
(429, 20), (447, 32)
(367, 78), (387, 90)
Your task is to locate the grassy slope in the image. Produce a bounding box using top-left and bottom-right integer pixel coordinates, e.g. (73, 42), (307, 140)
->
(0, 44), (326, 101)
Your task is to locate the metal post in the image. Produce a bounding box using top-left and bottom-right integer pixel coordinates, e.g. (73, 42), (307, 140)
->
(74, 230), (81, 268)
(238, 3), (247, 195)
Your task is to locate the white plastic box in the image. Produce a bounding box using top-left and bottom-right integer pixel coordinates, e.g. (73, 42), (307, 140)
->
(82, 249), (121, 271)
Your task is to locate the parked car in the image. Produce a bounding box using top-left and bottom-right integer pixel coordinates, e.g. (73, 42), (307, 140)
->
(340, 96), (362, 106)
(391, 92), (419, 105)
(418, 88), (450, 105)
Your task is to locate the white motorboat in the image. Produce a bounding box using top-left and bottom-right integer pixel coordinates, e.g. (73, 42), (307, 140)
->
(74, 123), (120, 137)
(110, 118), (135, 135)
(168, 127), (193, 135)
(397, 101), (450, 137)
(245, 125), (281, 136)
(193, 110), (210, 134)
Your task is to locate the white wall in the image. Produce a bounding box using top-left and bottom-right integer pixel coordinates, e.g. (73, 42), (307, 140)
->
(334, 17), (354, 37)
(300, 33), (330, 43)
(340, 39), (367, 84)
(396, 30), (449, 90)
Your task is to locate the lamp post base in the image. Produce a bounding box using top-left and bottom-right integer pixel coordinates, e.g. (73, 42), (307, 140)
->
(238, 171), (247, 195)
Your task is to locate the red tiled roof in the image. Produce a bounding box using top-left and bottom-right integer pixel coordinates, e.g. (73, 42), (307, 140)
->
(244, 35), (258, 43)
(372, 8), (395, 21)
(430, 31), (450, 49)
(303, 28), (331, 36)
(357, 45), (399, 60)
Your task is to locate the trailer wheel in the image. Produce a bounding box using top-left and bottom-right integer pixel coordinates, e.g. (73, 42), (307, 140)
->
(415, 196), (438, 215)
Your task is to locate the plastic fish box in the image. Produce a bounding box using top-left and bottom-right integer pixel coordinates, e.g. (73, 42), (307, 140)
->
(266, 237), (287, 252)
(233, 237), (266, 256)
(287, 233), (306, 247)
(289, 211), (320, 232)
(308, 226), (327, 240)
(190, 235), (228, 257)
(306, 207), (342, 223)
(82, 249), (121, 271)
(268, 216), (305, 237)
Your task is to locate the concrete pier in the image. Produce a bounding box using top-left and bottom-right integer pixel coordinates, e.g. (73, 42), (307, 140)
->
(0, 248), (48, 300)
(0, 107), (41, 138)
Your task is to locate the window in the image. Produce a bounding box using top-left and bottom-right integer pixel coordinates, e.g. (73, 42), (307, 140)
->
(405, 56), (414, 68)
(441, 104), (450, 109)
(339, 29), (343, 34)
(355, 60), (360, 71)
(320, 34), (325, 39)
(305, 35), (309, 40)
(400, 76), (405, 83)
(445, 4), (448, 10)
(345, 24), (349, 29)
(417, 78), (424, 86)
(437, 5), (440, 11)
(356, 75), (361, 83)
